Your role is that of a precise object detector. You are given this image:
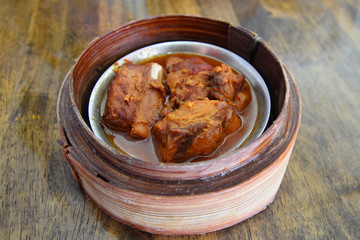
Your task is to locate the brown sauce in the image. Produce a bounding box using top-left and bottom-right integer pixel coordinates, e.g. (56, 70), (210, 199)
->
(100, 53), (259, 163)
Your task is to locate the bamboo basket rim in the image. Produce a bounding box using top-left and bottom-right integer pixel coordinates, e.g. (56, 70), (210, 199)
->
(59, 14), (301, 181)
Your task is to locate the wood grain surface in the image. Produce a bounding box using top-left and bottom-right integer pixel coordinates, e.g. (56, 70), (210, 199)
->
(0, 0), (359, 239)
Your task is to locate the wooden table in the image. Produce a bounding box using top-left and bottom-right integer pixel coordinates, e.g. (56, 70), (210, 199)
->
(1, 0), (359, 239)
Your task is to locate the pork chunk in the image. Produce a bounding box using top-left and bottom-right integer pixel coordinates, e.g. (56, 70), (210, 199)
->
(164, 56), (213, 103)
(165, 56), (213, 74)
(101, 61), (166, 139)
(151, 99), (242, 163)
(208, 64), (251, 112)
(166, 70), (211, 102)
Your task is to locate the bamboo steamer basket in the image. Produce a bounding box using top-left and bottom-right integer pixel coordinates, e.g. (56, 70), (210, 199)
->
(57, 15), (301, 235)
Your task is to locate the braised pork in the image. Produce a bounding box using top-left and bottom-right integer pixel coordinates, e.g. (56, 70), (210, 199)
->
(152, 99), (241, 163)
(101, 61), (166, 139)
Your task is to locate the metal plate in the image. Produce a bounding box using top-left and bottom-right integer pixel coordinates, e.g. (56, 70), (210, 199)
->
(88, 41), (271, 160)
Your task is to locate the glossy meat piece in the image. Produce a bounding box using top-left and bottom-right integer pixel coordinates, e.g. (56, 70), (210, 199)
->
(209, 64), (250, 112)
(165, 57), (251, 112)
(233, 82), (252, 113)
(165, 56), (213, 74)
(101, 61), (166, 139)
(164, 56), (213, 103)
(152, 99), (242, 163)
(166, 70), (211, 102)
